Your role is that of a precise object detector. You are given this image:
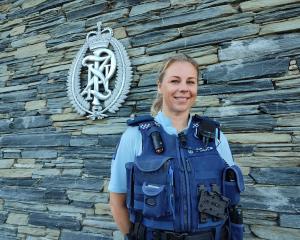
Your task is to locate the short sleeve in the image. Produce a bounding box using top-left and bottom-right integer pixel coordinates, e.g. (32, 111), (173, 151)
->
(108, 126), (142, 193)
(216, 131), (235, 166)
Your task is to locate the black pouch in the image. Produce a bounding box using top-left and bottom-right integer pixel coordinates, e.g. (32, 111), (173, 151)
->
(222, 165), (245, 205)
(125, 162), (134, 209)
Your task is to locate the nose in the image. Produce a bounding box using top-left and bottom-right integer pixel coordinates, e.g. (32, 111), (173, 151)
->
(179, 81), (189, 92)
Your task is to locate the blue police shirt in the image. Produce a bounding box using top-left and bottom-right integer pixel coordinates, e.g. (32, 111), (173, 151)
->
(108, 111), (235, 193)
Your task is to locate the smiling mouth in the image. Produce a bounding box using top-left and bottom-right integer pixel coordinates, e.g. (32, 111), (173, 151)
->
(174, 97), (189, 100)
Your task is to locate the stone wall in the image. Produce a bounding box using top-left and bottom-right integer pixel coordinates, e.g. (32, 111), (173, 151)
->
(1, 0), (300, 239)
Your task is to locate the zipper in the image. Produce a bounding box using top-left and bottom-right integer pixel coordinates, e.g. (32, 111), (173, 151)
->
(178, 138), (192, 232)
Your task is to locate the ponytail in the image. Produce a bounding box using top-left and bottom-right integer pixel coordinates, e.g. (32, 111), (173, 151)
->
(151, 93), (163, 116)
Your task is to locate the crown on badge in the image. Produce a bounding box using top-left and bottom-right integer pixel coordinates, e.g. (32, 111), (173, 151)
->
(86, 22), (113, 50)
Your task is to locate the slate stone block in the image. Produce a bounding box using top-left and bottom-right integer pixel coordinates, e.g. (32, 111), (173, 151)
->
(37, 82), (66, 94)
(0, 187), (45, 201)
(202, 58), (290, 83)
(86, 8), (129, 28)
(280, 214), (300, 229)
(8, 74), (48, 87)
(50, 21), (85, 38)
(199, 79), (274, 95)
(47, 97), (70, 109)
(70, 136), (99, 146)
(3, 151), (20, 158)
(44, 189), (68, 203)
(127, 5), (237, 35)
(8, 0), (72, 18)
(147, 24), (259, 54)
(255, 4), (300, 24)
(0, 211), (8, 224)
(219, 33), (300, 61)
(218, 115), (276, 132)
(241, 185), (300, 212)
(129, 0), (170, 16)
(22, 150), (57, 159)
(0, 89), (37, 103)
(84, 168), (111, 178)
(0, 119), (13, 131)
(251, 225), (300, 240)
(29, 212), (81, 230)
(60, 146), (114, 159)
(0, 224), (17, 237)
(0, 133), (70, 147)
(131, 29), (180, 47)
(228, 88), (300, 105)
(259, 102), (300, 114)
(66, 2), (109, 20)
(70, 201), (94, 208)
(40, 176), (104, 191)
(0, 235), (19, 240)
(230, 144), (255, 155)
(0, 178), (37, 187)
(180, 12), (254, 38)
(60, 230), (111, 240)
(10, 116), (52, 129)
(98, 135), (121, 147)
(250, 167), (300, 185)
(204, 105), (259, 118)
(24, 0), (72, 12)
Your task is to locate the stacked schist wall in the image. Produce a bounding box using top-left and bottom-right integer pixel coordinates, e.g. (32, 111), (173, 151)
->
(0, 0), (300, 239)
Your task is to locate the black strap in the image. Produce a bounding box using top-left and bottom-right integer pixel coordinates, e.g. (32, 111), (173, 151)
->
(153, 230), (214, 240)
(130, 213), (145, 240)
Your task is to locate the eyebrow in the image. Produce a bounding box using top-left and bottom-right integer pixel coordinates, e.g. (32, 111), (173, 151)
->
(169, 76), (197, 80)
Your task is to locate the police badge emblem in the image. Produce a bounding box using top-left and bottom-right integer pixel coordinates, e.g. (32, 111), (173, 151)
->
(67, 22), (132, 119)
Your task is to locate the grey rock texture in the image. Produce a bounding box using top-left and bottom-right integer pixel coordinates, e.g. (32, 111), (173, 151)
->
(1, 0), (300, 240)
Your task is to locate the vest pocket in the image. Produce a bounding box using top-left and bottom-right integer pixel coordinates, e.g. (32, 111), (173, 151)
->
(142, 183), (167, 217)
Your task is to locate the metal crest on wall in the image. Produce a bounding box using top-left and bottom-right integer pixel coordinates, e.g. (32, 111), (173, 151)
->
(67, 22), (132, 120)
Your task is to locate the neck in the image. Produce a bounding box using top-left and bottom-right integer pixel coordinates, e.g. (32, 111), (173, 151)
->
(162, 109), (189, 132)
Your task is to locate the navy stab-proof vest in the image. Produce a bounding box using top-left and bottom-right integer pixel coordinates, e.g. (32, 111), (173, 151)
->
(125, 115), (244, 240)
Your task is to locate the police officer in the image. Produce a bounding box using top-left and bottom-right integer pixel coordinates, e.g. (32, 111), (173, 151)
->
(109, 54), (244, 240)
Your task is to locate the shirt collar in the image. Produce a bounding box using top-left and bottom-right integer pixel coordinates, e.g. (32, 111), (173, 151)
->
(154, 111), (191, 135)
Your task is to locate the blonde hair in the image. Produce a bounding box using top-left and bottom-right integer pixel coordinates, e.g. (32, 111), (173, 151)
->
(150, 54), (199, 116)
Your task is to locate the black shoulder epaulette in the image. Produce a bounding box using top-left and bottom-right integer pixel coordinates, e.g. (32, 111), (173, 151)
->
(193, 114), (221, 140)
(127, 114), (154, 126)
(193, 114), (220, 128)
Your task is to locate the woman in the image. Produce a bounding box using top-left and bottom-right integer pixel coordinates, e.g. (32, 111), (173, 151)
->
(109, 54), (244, 240)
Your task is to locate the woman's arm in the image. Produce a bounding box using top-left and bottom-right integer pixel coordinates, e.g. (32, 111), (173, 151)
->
(108, 127), (141, 234)
(110, 192), (131, 234)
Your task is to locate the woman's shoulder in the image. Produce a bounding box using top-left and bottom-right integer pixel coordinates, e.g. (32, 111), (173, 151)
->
(121, 125), (141, 140)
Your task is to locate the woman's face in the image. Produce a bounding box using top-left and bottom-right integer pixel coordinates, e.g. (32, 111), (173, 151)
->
(158, 61), (198, 116)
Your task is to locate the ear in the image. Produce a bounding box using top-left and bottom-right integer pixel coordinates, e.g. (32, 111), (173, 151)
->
(157, 81), (161, 93)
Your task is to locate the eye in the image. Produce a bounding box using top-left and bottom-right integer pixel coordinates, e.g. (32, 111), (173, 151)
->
(170, 79), (179, 84)
(187, 80), (196, 85)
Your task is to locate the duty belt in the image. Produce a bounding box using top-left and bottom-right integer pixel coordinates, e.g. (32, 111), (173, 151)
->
(152, 230), (214, 240)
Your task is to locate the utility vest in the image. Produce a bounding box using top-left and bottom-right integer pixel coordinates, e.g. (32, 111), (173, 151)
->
(125, 115), (244, 240)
